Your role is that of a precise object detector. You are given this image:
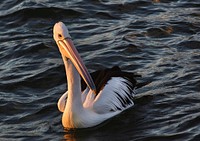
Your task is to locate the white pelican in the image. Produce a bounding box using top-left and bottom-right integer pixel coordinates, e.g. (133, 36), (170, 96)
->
(53, 22), (147, 129)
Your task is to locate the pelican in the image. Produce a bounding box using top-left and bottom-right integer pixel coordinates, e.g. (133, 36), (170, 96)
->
(53, 22), (147, 129)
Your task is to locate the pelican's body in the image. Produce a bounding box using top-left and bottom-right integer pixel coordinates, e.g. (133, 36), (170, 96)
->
(53, 22), (146, 128)
(58, 60), (133, 128)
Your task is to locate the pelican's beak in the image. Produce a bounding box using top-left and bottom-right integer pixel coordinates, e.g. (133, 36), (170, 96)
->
(57, 38), (97, 94)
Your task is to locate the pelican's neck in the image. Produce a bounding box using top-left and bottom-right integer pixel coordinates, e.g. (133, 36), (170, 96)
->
(62, 55), (82, 106)
(62, 55), (84, 128)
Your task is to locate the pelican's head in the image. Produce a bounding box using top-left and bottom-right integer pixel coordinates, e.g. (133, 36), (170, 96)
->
(53, 22), (72, 58)
(53, 22), (96, 93)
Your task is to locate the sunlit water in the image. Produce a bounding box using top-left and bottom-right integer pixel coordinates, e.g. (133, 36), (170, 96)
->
(0, 0), (200, 140)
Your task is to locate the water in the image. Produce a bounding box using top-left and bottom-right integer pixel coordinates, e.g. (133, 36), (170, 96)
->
(0, 0), (200, 140)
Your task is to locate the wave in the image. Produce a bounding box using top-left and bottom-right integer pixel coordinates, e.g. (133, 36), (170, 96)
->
(0, 7), (84, 20)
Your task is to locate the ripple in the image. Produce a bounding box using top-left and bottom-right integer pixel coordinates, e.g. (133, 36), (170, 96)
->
(178, 40), (200, 49)
(145, 26), (173, 38)
(1, 0), (200, 140)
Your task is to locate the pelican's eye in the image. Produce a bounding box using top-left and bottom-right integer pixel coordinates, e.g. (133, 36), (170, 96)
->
(58, 34), (62, 39)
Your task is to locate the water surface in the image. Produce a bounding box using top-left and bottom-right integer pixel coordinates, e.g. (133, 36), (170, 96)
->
(0, 0), (200, 140)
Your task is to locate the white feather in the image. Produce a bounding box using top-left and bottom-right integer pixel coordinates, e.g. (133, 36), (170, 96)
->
(57, 91), (68, 113)
(92, 77), (135, 114)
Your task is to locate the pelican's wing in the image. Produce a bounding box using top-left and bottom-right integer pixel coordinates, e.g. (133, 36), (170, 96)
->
(82, 66), (139, 114)
(57, 91), (68, 112)
(92, 76), (136, 114)
(81, 66), (150, 114)
(81, 66), (140, 93)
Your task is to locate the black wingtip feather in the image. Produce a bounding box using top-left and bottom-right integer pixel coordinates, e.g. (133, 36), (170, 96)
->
(81, 66), (149, 94)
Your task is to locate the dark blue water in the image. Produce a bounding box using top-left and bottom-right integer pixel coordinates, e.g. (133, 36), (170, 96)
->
(0, 0), (200, 140)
